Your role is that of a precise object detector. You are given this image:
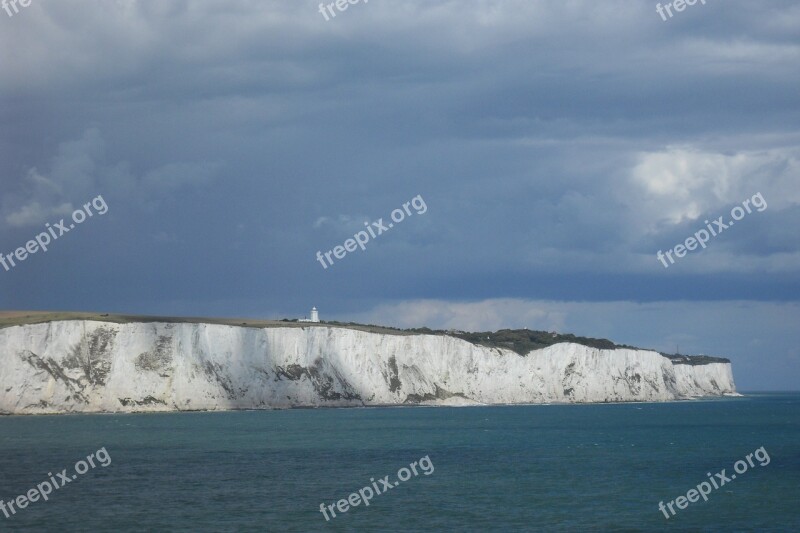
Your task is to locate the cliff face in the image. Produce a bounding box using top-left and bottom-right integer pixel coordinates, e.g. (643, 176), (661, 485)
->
(0, 321), (737, 414)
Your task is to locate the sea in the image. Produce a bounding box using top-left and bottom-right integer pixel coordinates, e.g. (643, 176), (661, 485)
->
(0, 393), (798, 532)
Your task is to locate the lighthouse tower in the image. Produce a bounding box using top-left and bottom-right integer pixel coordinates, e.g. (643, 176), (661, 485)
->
(310, 307), (319, 323)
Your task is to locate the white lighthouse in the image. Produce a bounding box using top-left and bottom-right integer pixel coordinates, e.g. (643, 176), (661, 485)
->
(300, 307), (320, 323)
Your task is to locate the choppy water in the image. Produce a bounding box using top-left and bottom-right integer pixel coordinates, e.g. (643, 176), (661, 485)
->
(0, 393), (798, 531)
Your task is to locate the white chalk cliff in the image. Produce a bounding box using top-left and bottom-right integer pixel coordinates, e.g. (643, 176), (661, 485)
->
(0, 321), (737, 414)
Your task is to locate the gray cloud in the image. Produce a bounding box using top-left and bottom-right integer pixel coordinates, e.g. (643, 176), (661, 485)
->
(1, 0), (798, 389)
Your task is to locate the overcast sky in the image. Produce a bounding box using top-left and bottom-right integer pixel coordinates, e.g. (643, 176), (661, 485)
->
(1, 1), (798, 390)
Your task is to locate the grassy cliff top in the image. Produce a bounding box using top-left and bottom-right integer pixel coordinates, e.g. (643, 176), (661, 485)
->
(0, 311), (730, 364)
